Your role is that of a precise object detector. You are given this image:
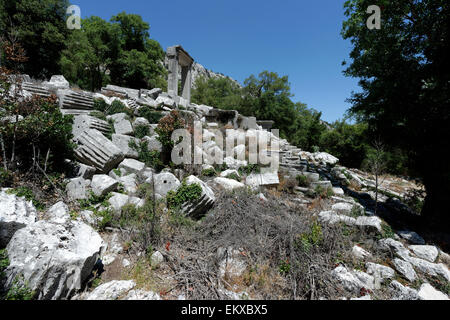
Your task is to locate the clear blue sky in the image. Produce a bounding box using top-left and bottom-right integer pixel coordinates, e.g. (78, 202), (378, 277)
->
(73, 0), (360, 123)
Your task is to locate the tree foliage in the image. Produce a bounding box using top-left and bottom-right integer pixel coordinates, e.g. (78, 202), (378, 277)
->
(0, 0), (69, 78)
(342, 0), (450, 225)
(61, 12), (166, 91)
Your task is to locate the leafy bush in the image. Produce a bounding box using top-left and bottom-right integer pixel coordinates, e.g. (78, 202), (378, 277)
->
(238, 164), (260, 176)
(93, 98), (109, 113)
(4, 276), (34, 300)
(155, 111), (185, 164)
(226, 173), (241, 182)
(0, 95), (75, 173)
(296, 175), (309, 187)
(129, 140), (164, 171)
(296, 221), (323, 253)
(107, 100), (133, 117)
(138, 108), (164, 124)
(79, 191), (113, 210)
(167, 180), (202, 209)
(201, 168), (216, 177)
(134, 125), (150, 139)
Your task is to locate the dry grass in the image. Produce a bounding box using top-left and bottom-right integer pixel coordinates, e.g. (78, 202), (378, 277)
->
(151, 189), (357, 300)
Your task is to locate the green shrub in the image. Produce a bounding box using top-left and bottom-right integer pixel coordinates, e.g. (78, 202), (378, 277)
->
(296, 221), (323, 253)
(129, 140), (164, 171)
(94, 209), (114, 231)
(201, 168), (216, 177)
(0, 95), (74, 173)
(155, 111), (185, 164)
(138, 108), (164, 124)
(167, 180), (202, 209)
(78, 191), (113, 210)
(93, 98), (109, 113)
(278, 260), (291, 275)
(106, 100), (133, 117)
(89, 110), (107, 121)
(296, 175), (309, 187)
(5, 276), (34, 300)
(134, 125), (150, 139)
(238, 164), (260, 176)
(226, 173), (241, 182)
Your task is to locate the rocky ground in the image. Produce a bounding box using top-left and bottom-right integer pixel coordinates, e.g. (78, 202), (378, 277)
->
(0, 76), (449, 300)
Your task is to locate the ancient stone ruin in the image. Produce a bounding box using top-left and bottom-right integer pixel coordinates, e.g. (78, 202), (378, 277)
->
(167, 45), (194, 102)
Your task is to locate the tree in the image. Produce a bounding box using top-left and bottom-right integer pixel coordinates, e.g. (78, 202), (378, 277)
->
(318, 120), (369, 169)
(61, 16), (120, 91)
(0, 0), (69, 78)
(191, 76), (242, 109)
(364, 140), (387, 215)
(342, 0), (450, 226)
(109, 12), (167, 90)
(61, 12), (167, 91)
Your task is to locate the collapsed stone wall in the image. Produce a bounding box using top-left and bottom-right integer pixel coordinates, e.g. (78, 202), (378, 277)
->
(2, 73), (447, 301)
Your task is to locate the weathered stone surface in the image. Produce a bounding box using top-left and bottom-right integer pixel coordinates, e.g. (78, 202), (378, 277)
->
(392, 258), (417, 282)
(142, 135), (162, 153)
(43, 75), (70, 89)
(114, 118), (133, 136)
(418, 283), (449, 300)
(46, 201), (70, 225)
(223, 157), (248, 170)
(74, 163), (96, 180)
(220, 169), (240, 178)
(366, 262), (395, 285)
(91, 174), (118, 197)
(155, 96), (176, 108)
(313, 152), (339, 165)
(124, 290), (161, 300)
(332, 187), (345, 196)
(154, 172), (180, 197)
(409, 245), (439, 263)
(112, 134), (139, 159)
(0, 189), (37, 247)
(310, 180), (333, 190)
(179, 176), (216, 219)
(74, 129), (124, 173)
(132, 117), (150, 129)
(378, 238), (411, 260)
(118, 158), (146, 175)
(150, 251), (164, 268)
(389, 281), (420, 300)
(407, 257), (450, 281)
(350, 295), (371, 300)
(355, 216), (382, 233)
(245, 172), (279, 188)
(72, 115), (111, 139)
(5, 220), (104, 300)
(117, 174), (138, 194)
(66, 177), (90, 200)
(331, 266), (374, 293)
(217, 247), (247, 280)
(213, 177), (246, 191)
(397, 230), (425, 245)
(108, 193), (144, 213)
(318, 211), (356, 226)
(331, 202), (354, 214)
(86, 280), (136, 300)
(352, 245), (372, 260)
